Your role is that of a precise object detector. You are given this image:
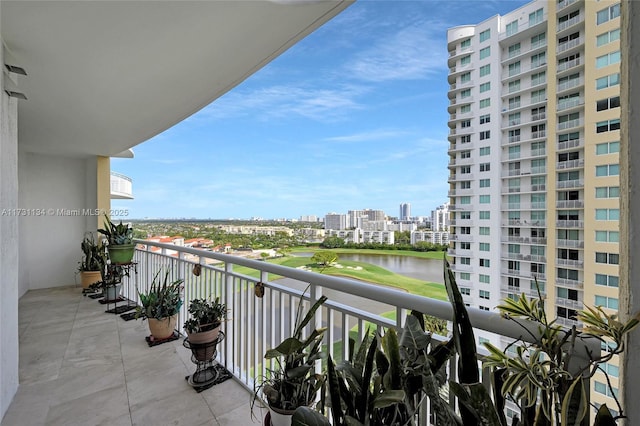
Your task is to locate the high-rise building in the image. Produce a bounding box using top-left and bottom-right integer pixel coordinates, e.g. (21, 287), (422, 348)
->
(447, 0), (620, 414)
(431, 202), (450, 231)
(324, 213), (348, 230)
(399, 202), (411, 220)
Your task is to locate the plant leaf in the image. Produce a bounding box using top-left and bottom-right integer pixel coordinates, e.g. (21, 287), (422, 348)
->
(292, 406), (331, 426)
(561, 377), (587, 426)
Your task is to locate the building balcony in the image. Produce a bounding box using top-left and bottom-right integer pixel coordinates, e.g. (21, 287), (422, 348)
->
(557, 179), (584, 189)
(556, 239), (585, 249)
(557, 158), (585, 170)
(557, 15), (584, 34)
(556, 220), (584, 229)
(556, 199), (584, 209)
(5, 239), (610, 425)
(556, 277), (584, 290)
(556, 258), (584, 269)
(557, 138), (585, 151)
(110, 171), (134, 200)
(556, 36), (585, 54)
(4, 285), (257, 426)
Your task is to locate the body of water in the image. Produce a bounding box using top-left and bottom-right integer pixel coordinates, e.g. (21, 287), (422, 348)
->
(293, 252), (444, 284)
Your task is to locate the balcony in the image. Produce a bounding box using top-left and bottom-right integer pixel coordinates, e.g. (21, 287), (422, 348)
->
(557, 138), (584, 151)
(556, 199), (584, 209)
(556, 258), (584, 268)
(556, 158), (585, 170)
(556, 239), (585, 249)
(4, 285), (257, 426)
(110, 171), (134, 200)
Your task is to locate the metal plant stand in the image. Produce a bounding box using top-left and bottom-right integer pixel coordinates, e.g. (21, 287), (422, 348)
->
(183, 332), (226, 391)
(102, 262), (138, 315)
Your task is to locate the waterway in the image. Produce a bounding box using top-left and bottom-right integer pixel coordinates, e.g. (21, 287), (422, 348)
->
(293, 252), (445, 284)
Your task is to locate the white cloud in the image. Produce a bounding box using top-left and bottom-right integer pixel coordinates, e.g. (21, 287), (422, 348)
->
(197, 83), (368, 122)
(345, 23), (448, 82)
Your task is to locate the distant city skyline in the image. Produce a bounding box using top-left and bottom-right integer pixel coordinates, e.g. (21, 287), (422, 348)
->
(111, 1), (529, 220)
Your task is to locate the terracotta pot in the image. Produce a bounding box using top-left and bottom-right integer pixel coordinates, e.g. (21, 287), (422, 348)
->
(186, 325), (220, 361)
(187, 325), (220, 344)
(267, 405), (294, 426)
(148, 314), (178, 340)
(80, 270), (102, 289)
(107, 244), (135, 264)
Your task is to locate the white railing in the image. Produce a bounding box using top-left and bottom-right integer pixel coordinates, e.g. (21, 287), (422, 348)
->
(110, 171), (133, 199)
(127, 240), (599, 424)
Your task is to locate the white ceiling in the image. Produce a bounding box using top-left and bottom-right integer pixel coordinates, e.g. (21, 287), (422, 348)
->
(2, 0), (353, 158)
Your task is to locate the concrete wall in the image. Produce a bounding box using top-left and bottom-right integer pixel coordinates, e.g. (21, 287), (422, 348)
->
(18, 153), (98, 293)
(621, 0), (640, 423)
(0, 11), (21, 417)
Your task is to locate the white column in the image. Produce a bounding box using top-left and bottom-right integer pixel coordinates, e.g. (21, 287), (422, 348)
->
(0, 38), (21, 418)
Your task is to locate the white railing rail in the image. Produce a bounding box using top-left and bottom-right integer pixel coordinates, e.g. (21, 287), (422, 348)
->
(127, 239), (600, 423)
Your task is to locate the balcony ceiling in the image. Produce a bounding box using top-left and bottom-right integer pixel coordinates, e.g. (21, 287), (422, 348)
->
(2, 0), (352, 158)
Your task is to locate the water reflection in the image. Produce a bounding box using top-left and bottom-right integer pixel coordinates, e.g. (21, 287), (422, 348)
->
(293, 252), (444, 283)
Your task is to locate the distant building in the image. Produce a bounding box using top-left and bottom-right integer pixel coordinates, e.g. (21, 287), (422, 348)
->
(327, 229), (359, 243)
(299, 215), (318, 222)
(410, 230), (449, 245)
(431, 202), (450, 232)
(399, 203), (411, 220)
(324, 213), (348, 230)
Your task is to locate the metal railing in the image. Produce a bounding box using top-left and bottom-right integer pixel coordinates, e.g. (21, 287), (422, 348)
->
(127, 240), (598, 424)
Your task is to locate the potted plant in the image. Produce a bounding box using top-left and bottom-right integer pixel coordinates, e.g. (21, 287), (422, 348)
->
(78, 233), (105, 289)
(97, 214), (135, 264)
(253, 295), (327, 426)
(184, 297), (228, 361)
(136, 270), (184, 340)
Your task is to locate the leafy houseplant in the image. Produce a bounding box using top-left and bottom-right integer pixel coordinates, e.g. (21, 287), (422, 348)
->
(253, 295), (328, 426)
(184, 297), (228, 340)
(136, 270), (184, 340)
(441, 260), (640, 426)
(300, 312), (458, 426)
(97, 214), (135, 264)
(78, 234), (105, 289)
(184, 297), (228, 361)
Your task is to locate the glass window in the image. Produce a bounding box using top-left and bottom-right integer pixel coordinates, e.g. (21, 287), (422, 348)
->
(479, 114), (491, 124)
(480, 82), (491, 93)
(479, 195), (490, 204)
(529, 8), (543, 26)
(597, 4), (621, 25)
(480, 64), (491, 77)
(479, 98), (491, 108)
(479, 211), (490, 219)
(479, 243), (490, 251)
(460, 272), (470, 280)
(506, 20), (518, 36)
(460, 72), (471, 83)
(479, 227), (490, 235)
(596, 73), (620, 90)
(460, 55), (471, 66)
(479, 147), (490, 156)
(597, 29), (621, 47)
(479, 29), (491, 42)
(508, 43), (521, 58)
(596, 51), (621, 69)
(479, 47), (490, 60)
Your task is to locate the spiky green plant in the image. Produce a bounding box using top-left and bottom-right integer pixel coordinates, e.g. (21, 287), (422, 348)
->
(136, 269), (183, 320)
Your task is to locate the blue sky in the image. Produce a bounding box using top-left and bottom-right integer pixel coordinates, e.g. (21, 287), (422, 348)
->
(112, 0), (528, 220)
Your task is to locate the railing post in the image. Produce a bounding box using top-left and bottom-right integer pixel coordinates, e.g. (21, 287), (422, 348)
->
(224, 262), (235, 376)
(309, 282), (323, 376)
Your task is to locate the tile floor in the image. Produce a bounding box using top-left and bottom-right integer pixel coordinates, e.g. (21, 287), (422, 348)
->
(1, 286), (263, 426)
